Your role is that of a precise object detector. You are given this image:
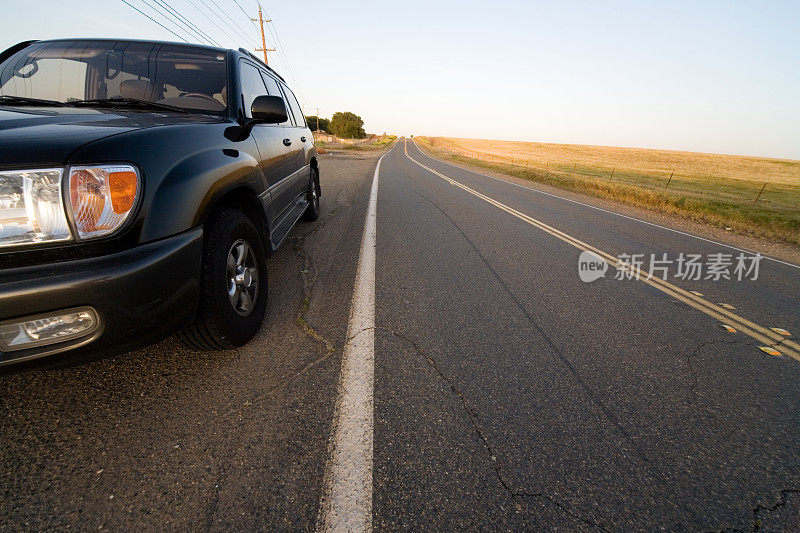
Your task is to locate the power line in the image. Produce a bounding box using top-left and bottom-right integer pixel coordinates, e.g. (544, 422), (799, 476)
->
(152, 0), (212, 45)
(186, 0), (248, 46)
(152, 0), (222, 46)
(235, 1), (292, 89)
(260, 5), (306, 107)
(267, 21), (293, 75)
(209, 0), (259, 44)
(234, 0), (260, 32)
(251, 5), (276, 65)
(229, 1), (303, 110)
(125, 0), (307, 110)
(263, 18), (291, 74)
(197, 0), (254, 44)
(140, 0), (197, 41)
(256, 6), (289, 69)
(121, 0), (190, 42)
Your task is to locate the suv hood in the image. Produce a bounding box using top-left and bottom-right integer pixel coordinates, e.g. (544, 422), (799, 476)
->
(0, 106), (224, 167)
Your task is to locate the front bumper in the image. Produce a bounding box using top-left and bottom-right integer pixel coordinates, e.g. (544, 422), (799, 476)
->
(0, 228), (203, 366)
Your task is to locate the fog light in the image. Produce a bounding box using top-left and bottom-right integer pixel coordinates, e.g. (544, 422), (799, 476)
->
(0, 307), (99, 352)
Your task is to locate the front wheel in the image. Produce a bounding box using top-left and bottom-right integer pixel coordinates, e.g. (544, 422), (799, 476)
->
(178, 208), (268, 350)
(302, 167), (320, 221)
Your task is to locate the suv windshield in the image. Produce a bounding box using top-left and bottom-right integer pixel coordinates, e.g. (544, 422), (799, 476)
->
(0, 40), (228, 115)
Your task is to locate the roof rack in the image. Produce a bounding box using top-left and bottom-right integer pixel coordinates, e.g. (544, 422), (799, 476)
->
(238, 48), (286, 82)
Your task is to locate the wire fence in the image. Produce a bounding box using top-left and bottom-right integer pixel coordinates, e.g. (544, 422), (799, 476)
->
(431, 143), (789, 206)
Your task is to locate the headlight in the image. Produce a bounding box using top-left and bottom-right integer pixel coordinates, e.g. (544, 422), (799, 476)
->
(0, 164), (140, 248)
(68, 165), (140, 239)
(0, 168), (71, 247)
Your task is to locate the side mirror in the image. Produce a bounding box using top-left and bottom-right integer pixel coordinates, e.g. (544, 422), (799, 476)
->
(251, 95), (287, 124)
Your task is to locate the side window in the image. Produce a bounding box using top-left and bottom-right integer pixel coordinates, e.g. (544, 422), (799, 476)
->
(281, 84), (306, 128)
(259, 71), (290, 126)
(239, 61), (268, 118)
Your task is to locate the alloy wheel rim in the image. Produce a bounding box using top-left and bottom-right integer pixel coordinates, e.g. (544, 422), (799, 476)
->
(226, 239), (258, 316)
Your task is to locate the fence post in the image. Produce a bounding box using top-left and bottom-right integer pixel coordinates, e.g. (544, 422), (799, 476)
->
(754, 182), (767, 203)
(609, 166), (615, 180)
(571, 163), (576, 177)
(665, 171), (674, 190)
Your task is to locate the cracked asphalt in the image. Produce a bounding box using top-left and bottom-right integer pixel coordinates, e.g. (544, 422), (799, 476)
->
(373, 140), (800, 531)
(3, 141), (800, 530)
(0, 150), (377, 531)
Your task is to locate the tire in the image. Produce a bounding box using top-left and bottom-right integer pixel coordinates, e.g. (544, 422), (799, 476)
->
(178, 207), (268, 350)
(302, 167), (320, 221)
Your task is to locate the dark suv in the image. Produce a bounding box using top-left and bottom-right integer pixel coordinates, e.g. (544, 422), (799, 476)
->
(0, 39), (320, 366)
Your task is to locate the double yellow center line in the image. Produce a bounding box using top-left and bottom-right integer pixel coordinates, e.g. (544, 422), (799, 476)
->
(403, 139), (800, 361)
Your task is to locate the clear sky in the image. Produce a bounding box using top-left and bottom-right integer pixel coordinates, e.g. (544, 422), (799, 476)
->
(2, 0), (799, 159)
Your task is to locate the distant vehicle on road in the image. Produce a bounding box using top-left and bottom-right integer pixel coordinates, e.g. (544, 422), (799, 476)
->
(0, 39), (320, 366)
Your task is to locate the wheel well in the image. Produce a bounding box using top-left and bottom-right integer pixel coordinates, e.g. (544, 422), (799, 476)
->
(206, 187), (269, 246)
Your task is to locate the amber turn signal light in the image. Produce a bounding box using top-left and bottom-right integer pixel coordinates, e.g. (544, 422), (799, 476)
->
(67, 165), (140, 239)
(109, 171), (138, 214)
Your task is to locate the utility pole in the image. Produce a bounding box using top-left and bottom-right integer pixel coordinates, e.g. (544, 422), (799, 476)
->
(316, 107), (320, 133)
(252, 5), (276, 65)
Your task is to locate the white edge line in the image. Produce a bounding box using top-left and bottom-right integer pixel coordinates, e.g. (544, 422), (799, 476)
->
(317, 141), (394, 532)
(410, 139), (800, 270)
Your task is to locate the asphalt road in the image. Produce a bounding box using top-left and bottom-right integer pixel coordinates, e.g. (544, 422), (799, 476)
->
(373, 140), (800, 531)
(3, 140), (800, 530)
(0, 150), (377, 531)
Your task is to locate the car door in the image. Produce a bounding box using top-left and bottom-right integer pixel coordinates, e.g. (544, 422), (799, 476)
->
(260, 73), (305, 200)
(239, 60), (296, 231)
(279, 82), (312, 200)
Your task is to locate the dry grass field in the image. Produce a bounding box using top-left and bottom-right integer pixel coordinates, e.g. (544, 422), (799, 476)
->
(415, 137), (800, 247)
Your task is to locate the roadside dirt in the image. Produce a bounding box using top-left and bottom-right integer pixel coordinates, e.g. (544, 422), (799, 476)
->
(0, 148), (385, 531)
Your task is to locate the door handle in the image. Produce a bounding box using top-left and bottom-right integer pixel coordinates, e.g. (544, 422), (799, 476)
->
(300, 136), (307, 142)
(283, 138), (292, 146)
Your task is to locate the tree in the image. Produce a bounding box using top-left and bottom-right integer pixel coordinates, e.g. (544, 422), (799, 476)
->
(306, 116), (330, 133)
(329, 111), (366, 139)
